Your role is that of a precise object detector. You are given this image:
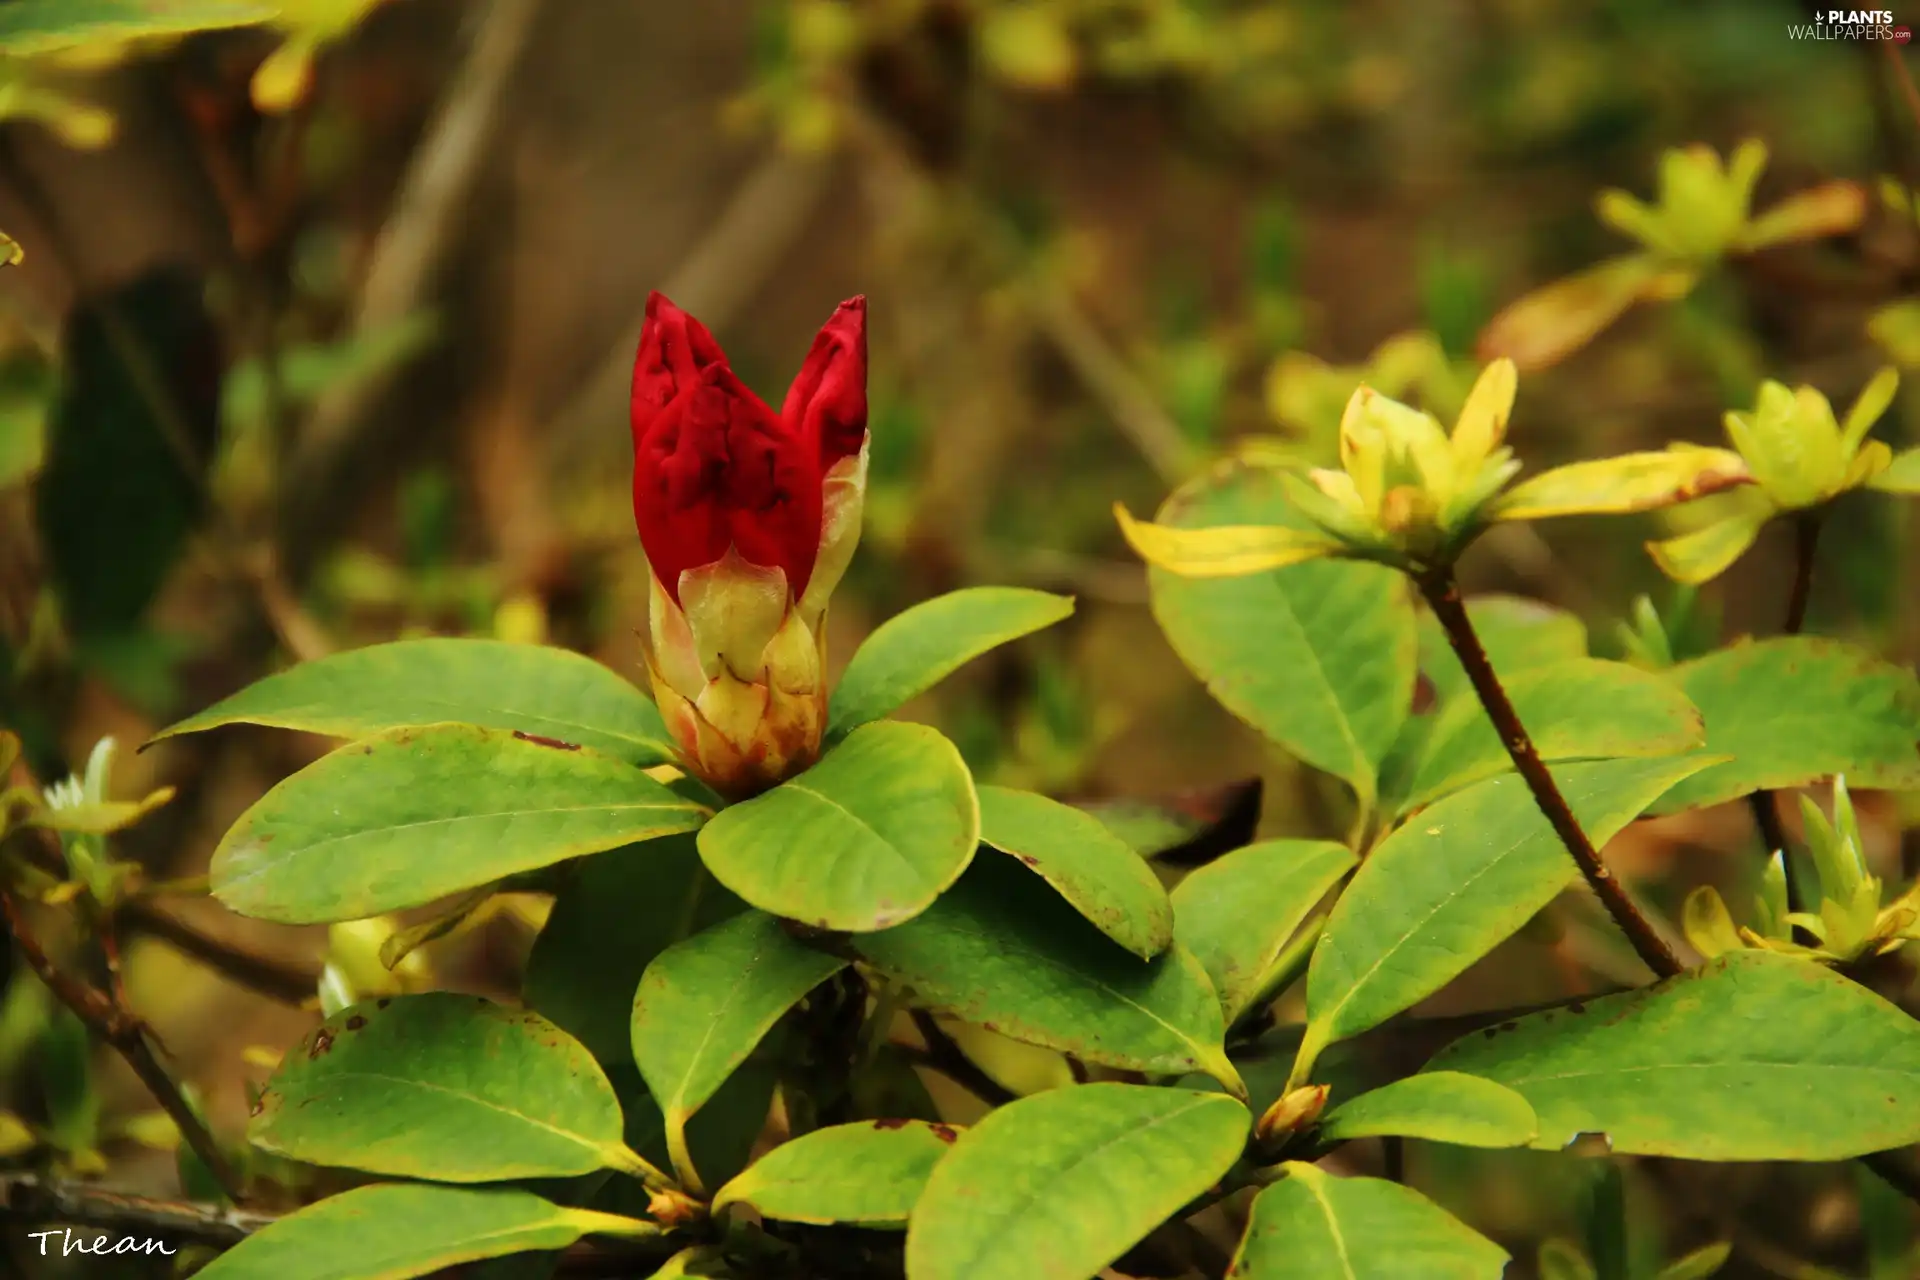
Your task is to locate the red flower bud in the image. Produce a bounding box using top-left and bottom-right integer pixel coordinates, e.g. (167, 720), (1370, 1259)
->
(630, 293), (867, 605)
(630, 293), (870, 797)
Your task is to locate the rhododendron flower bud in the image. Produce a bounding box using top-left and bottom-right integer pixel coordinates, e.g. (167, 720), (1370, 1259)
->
(631, 292), (868, 797)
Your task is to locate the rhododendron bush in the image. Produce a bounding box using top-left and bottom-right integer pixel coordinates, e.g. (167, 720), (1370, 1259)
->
(1, 4), (1919, 1280)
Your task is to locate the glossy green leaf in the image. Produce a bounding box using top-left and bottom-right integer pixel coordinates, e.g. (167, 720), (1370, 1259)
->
(250, 994), (643, 1182)
(524, 835), (743, 1066)
(1147, 461), (1417, 807)
(1304, 755), (1713, 1059)
(1316, 1072), (1536, 1148)
(906, 1084), (1248, 1280)
(1420, 594), (1588, 704)
(698, 721), (977, 932)
(1429, 950), (1920, 1159)
(1656, 638), (1920, 812)
(631, 911), (846, 1189)
(1403, 658), (1704, 812)
(827, 587), (1073, 736)
(212, 725), (707, 924)
(978, 784), (1173, 959)
(855, 854), (1240, 1090)
(712, 1119), (957, 1226)
(153, 638), (675, 766)
(194, 1184), (658, 1280)
(1230, 1165), (1508, 1279)
(1171, 839), (1355, 1025)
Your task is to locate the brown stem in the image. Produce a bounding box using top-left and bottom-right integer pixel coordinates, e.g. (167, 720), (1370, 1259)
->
(1416, 569), (1683, 979)
(0, 1172), (274, 1246)
(906, 1011), (1016, 1107)
(0, 891), (245, 1202)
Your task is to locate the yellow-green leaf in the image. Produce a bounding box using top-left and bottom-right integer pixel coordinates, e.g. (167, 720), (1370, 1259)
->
(32, 788), (173, 835)
(1646, 510), (1769, 585)
(1738, 181), (1868, 252)
(1493, 447), (1749, 521)
(1476, 254), (1691, 372)
(1114, 502), (1335, 577)
(1870, 446), (1920, 495)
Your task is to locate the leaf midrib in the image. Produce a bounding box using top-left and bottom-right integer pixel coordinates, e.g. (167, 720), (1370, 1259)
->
(878, 919), (1216, 1070)
(260, 1069), (612, 1169)
(943, 1096), (1228, 1278)
(221, 802), (703, 894)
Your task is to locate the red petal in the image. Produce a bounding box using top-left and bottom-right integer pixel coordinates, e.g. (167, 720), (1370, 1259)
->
(630, 291), (727, 447)
(782, 296), (868, 475)
(632, 361), (821, 602)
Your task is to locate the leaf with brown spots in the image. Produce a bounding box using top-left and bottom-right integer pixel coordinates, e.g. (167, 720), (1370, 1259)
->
(252, 993), (651, 1183)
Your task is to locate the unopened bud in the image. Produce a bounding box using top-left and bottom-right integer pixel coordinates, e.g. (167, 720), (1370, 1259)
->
(1254, 1084), (1330, 1154)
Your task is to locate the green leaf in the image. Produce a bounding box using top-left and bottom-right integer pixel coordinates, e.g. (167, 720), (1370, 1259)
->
(1657, 1243), (1732, 1280)
(697, 721), (978, 932)
(640, 1247), (726, 1279)
(1428, 950), (1920, 1159)
(856, 854), (1238, 1088)
(1147, 461), (1417, 807)
(1171, 839), (1355, 1025)
(1656, 638), (1920, 812)
(712, 1119), (957, 1226)
(630, 911), (846, 1190)
(905, 1084), (1248, 1280)
(1303, 755), (1713, 1059)
(0, 0), (272, 54)
(623, 1059), (779, 1198)
(978, 785), (1173, 959)
(524, 836), (743, 1066)
(1419, 594), (1588, 704)
(1403, 658), (1704, 812)
(1230, 1164), (1508, 1279)
(1316, 1072), (1536, 1148)
(193, 1184), (658, 1280)
(212, 725), (707, 924)
(827, 587), (1073, 737)
(152, 638), (675, 766)
(250, 994), (643, 1182)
